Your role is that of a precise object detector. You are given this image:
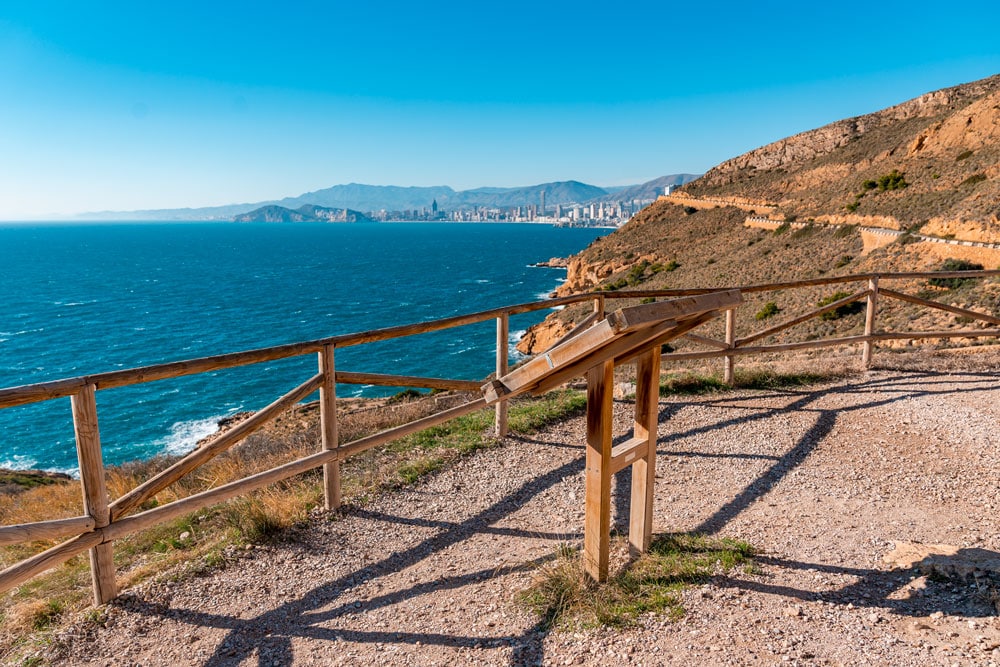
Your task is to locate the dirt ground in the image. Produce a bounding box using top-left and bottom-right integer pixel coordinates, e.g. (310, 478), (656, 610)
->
(37, 348), (1000, 666)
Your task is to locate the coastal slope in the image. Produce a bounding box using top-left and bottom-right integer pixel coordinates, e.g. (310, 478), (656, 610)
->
(519, 74), (1000, 353)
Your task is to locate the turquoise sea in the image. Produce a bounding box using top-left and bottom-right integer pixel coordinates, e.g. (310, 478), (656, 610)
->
(0, 222), (610, 474)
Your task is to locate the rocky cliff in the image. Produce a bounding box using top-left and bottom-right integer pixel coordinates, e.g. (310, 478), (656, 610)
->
(518, 74), (1000, 354)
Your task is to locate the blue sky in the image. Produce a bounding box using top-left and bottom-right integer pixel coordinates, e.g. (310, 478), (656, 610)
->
(1, 1), (998, 218)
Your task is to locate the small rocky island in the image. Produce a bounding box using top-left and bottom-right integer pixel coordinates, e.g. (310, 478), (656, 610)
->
(233, 204), (373, 223)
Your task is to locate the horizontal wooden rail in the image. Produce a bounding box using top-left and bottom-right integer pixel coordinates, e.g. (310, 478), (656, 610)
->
(736, 290), (869, 347)
(872, 329), (1000, 341)
(667, 335), (871, 360)
(603, 269), (1000, 300)
(0, 531), (103, 594)
(0, 295), (592, 409)
(334, 372), (481, 392)
(2, 272), (997, 409)
(0, 516), (96, 546)
(110, 373), (324, 520)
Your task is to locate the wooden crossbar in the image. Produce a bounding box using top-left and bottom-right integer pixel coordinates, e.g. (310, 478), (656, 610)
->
(110, 373), (324, 520)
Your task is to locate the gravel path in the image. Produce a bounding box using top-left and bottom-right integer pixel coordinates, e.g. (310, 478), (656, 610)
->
(47, 363), (1000, 666)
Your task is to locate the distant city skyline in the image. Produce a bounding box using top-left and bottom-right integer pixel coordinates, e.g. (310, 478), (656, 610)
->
(1, 1), (999, 219)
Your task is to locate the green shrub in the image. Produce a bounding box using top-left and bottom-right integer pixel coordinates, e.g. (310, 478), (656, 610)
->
(683, 206), (698, 215)
(755, 302), (780, 320)
(783, 214), (798, 223)
(834, 255), (853, 268)
(927, 259), (984, 288)
(844, 201), (859, 212)
(818, 291), (865, 320)
(862, 179), (878, 190)
(773, 222), (791, 235)
(875, 170), (908, 191)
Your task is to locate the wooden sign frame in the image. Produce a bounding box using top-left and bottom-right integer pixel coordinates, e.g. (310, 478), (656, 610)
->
(482, 290), (743, 580)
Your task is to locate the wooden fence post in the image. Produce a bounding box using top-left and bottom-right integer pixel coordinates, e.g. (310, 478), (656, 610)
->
(71, 384), (117, 605)
(583, 359), (614, 582)
(495, 313), (509, 437)
(593, 295), (605, 321)
(629, 346), (661, 556)
(723, 308), (736, 385)
(319, 344), (340, 510)
(862, 276), (879, 368)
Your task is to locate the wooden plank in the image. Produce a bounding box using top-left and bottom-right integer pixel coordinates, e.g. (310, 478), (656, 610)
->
(110, 373), (324, 520)
(583, 359), (614, 582)
(0, 531), (103, 595)
(495, 314), (509, 437)
(542, 311), (599, 354)
(482, 318), (619, 401)
(880, 288), (1000, 326)
(71, 384), (117, 605)
(525, 317), (682, 397)
(606, 290), (742, 333)
(736, 290), (870, 347)
(0, 516), (96, 546)
(629, 346), (660, 556)
(105, 398), (490, 541)
(334, 372), (481, 392)
(319, 345), (340, 511)
(609, 436), (647, 475)
(862, 277), (879, 368)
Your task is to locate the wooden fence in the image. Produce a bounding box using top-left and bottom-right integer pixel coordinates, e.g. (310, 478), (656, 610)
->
(0, 270), (998, 605)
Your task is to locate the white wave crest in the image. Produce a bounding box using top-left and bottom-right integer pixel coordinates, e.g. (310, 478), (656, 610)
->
(154, 415), (230, 457)
(0, 454), (38, 470)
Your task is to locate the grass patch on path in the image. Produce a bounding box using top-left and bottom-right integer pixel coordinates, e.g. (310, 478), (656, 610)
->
(659, 368), (836, 396)
(519, 533), (755, 630)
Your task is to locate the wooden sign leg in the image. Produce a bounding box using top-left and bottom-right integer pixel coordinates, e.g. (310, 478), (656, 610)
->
(629, 347), (661, 557)
(584, 359), (614, 582)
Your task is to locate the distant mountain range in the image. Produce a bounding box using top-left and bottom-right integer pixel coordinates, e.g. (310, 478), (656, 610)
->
(77, 174), (700, 221)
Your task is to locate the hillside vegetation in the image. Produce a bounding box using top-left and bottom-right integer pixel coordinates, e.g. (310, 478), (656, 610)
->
(519, 75), (1000, 354)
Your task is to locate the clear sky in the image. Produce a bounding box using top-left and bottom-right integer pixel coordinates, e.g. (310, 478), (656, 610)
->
(1, 0), (998, 218)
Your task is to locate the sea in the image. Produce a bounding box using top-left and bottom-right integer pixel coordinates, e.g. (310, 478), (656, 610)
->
(0, 222), (610, 475)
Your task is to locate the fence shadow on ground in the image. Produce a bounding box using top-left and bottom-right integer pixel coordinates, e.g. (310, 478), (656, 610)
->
(113, 369), (998, 666)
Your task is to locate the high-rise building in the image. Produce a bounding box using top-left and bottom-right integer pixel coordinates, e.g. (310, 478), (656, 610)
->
(540, 192), (546, 218)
